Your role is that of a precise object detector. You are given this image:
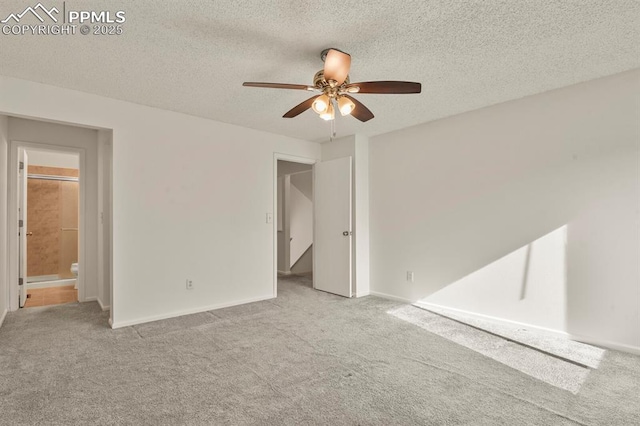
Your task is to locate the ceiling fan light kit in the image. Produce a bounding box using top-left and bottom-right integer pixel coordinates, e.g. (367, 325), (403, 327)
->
(243, 48), (422, 124)
(312, 94), (330, 114)
(338, 96), (355, 116)
(319, 102), (335, 121)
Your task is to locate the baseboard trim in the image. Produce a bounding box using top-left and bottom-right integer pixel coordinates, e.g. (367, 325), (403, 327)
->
(0, 308), (7, 328)
(415, 301), (640, 355)
(277, 270), (292, 275)
(110, 294), (275, 329)
(414, 301), (568, 338)
(97, 298), (110, 311)
(83, 296), (97, 303)
(355, 291), (370, 298)
(369, 291), (413, 304)
(566, 333), (640, 356)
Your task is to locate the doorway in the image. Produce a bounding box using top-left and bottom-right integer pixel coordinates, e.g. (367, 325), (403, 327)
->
(20, 148), (81, 308)
(273, 153), (354, 299)
(273, 154), (316, 296)
(12, 144), (84, 309)
(3, 115), (112, 326)
(277, 160), (314, 283)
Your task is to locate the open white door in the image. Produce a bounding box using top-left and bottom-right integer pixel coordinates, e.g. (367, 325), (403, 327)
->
(18, 148), (28, 308)
(314, 156), (352, 297)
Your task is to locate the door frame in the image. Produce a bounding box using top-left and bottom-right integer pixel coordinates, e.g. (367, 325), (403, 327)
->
(17, 148), (27, 307)
(273, 153), (316, 297)
(8, 140), (86, 310)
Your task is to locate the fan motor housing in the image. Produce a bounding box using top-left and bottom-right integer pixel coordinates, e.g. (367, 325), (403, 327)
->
(320, 48), (348, 62)
(313, 70), (349, 89)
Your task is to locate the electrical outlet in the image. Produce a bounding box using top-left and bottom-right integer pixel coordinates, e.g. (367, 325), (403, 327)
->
(186, 279), (194, 290)
(406, 271), (414, 282)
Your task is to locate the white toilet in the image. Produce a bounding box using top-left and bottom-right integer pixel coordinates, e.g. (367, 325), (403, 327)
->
(70, 263), (79, 289)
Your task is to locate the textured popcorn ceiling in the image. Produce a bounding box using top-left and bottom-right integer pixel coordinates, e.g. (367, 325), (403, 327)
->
(0, 0), (638, 142)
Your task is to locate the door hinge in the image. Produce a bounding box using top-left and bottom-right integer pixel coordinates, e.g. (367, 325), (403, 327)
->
(18, 278), (23, 286)
(19, 219), (23, 228)
(19, 161), (24, 170)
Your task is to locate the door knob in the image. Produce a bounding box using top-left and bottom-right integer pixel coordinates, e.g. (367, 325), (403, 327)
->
(27, 232), (33, 236)
(342, 231), (351, 236)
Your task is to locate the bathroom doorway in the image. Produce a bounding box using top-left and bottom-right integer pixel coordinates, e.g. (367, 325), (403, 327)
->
(8, 139), (86, 311)
(275, 157), (315, 292)
(21, 148), (81, 308)
(5, 116), (112, 323)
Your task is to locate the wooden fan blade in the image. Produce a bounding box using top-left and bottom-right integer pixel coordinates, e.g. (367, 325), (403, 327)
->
(345, 81), (421, 94)
(243, 82), (313, 91)
(344, 95), (374, 122)
(323, 49), (351, 85)
(283, 96), (319, 118)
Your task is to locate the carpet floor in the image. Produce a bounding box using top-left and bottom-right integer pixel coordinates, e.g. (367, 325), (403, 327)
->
(0, 275), (638, 425)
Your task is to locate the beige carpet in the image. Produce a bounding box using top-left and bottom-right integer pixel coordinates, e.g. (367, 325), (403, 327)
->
(0, 274), (638, 425)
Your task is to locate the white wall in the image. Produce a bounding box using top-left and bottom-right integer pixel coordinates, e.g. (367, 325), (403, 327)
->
(24, 149), (79, 169)
(278, 174), (292, 274)
(321, 135), (371, 296)
(0, 115), (8, 326)
(420, 226), (568, 332)
(354, 135), (370, 297)
(0, 76), (320, 328)
(278, 161), (312, 177)
(369, 70), (640, 352)
(290, 170), (312, 199)
(291, 247), (313, 274)
(276, 176), (287, 272)
(277, 176), (284, 232)
(97, 130), (113, 311)
(289, 171), (313, 268)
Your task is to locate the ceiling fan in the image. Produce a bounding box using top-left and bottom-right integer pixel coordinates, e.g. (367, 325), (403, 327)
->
(243, 48), (421, 123)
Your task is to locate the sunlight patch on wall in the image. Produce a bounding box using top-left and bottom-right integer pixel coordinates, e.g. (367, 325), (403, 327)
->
(421, 226), (568, 332)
